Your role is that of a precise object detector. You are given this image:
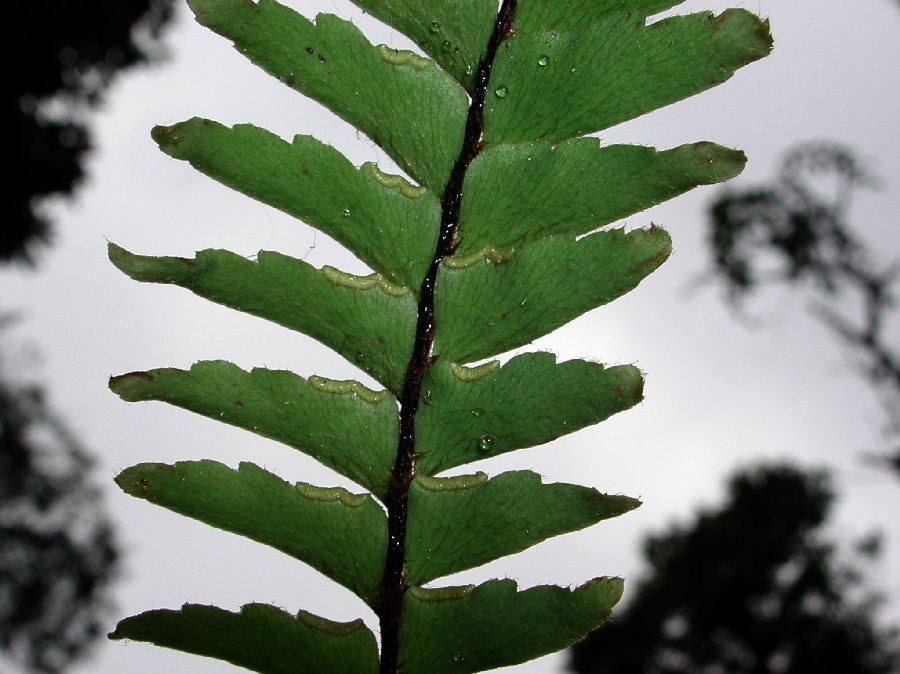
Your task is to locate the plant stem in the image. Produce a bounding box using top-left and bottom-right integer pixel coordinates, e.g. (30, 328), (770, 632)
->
(376, 2), (518, 671)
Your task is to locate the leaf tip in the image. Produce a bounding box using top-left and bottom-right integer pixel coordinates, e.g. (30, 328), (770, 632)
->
(720, 147), (748, 181)
(610, 494), (643, 516)
(581, 576), (626, 610)
(647, 224), (674, 258)
(688, 142), (748, 183)
(152, 118), (216, 156)
(109, 369), (159, 400)
(107, 241), (131, 268)
(114, 463), (173, 498)
(113, 466), (148, 497)
(108, 242), (157, 280)
(611, 364), (645, 405)
(150, 124), (178, 149)
(715, 8), (774, 63)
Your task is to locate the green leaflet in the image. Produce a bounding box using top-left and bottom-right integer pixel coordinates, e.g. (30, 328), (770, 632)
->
(484, 9), (772, 144)
(116, 461), (387, 605)
(433, 227), (672, 363)
(108, 245), (416, 396)
(110, 603), (379, 674)
(187, 0), (468, 193)
(457, 140), (746, 255)
(399, 578), (624, 673)
(153, 119), (440, 291)
(415, 353), (643, 474)
(406, 471), (640, 584)
(109, 361), (398, 497)
(347, 0), (497, 91)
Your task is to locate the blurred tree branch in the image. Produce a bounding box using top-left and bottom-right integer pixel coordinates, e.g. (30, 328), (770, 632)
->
(706, 143), (899, 476)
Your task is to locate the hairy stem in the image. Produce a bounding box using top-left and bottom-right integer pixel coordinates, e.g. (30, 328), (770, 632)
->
(376, 2), (518, 671)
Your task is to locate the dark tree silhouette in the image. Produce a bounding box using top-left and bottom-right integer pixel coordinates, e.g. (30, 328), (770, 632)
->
(0, 364), (117, 673)
(569, 464), (900, 674)
(706, 144), (900, 475)
(3, 2), (174, 671)
(7, 0), (173, 264)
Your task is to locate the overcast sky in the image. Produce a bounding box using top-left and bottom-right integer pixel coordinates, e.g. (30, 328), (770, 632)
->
(3, 0), (900, 672)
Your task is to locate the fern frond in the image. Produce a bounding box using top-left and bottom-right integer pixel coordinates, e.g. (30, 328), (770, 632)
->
(110, 0), (771, 670)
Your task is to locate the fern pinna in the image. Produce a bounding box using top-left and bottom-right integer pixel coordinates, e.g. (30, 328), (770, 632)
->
(108, 1), (771, 672)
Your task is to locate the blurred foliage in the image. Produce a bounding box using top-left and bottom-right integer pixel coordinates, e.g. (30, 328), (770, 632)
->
(3, 2), (174, 671)
(0, 361), (118, 673)
(569, 463), (900, 674)
(6, 0), (173, 264)
(706, 143), (899, 475)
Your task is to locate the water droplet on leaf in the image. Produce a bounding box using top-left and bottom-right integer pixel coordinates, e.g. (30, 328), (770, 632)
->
(452, 653), (463, 663)
(342, 208), (351, 217)
(429, 21), (441, 34)
(537, 55), (549, 67)
(471, 408), (484, 417)
(423, 390), (433, 405)
(494, 85), (508, 98)
(442, 39), (452, 52)
(478, 435), (495, 452)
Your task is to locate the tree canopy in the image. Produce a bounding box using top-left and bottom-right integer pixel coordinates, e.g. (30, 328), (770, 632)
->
(6, 0), (173, 264)
(2, 2), (174, 671)
(569, 463), (900, 674)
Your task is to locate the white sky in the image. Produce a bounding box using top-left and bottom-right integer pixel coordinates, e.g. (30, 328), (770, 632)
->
(3, 0), (899, 672)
